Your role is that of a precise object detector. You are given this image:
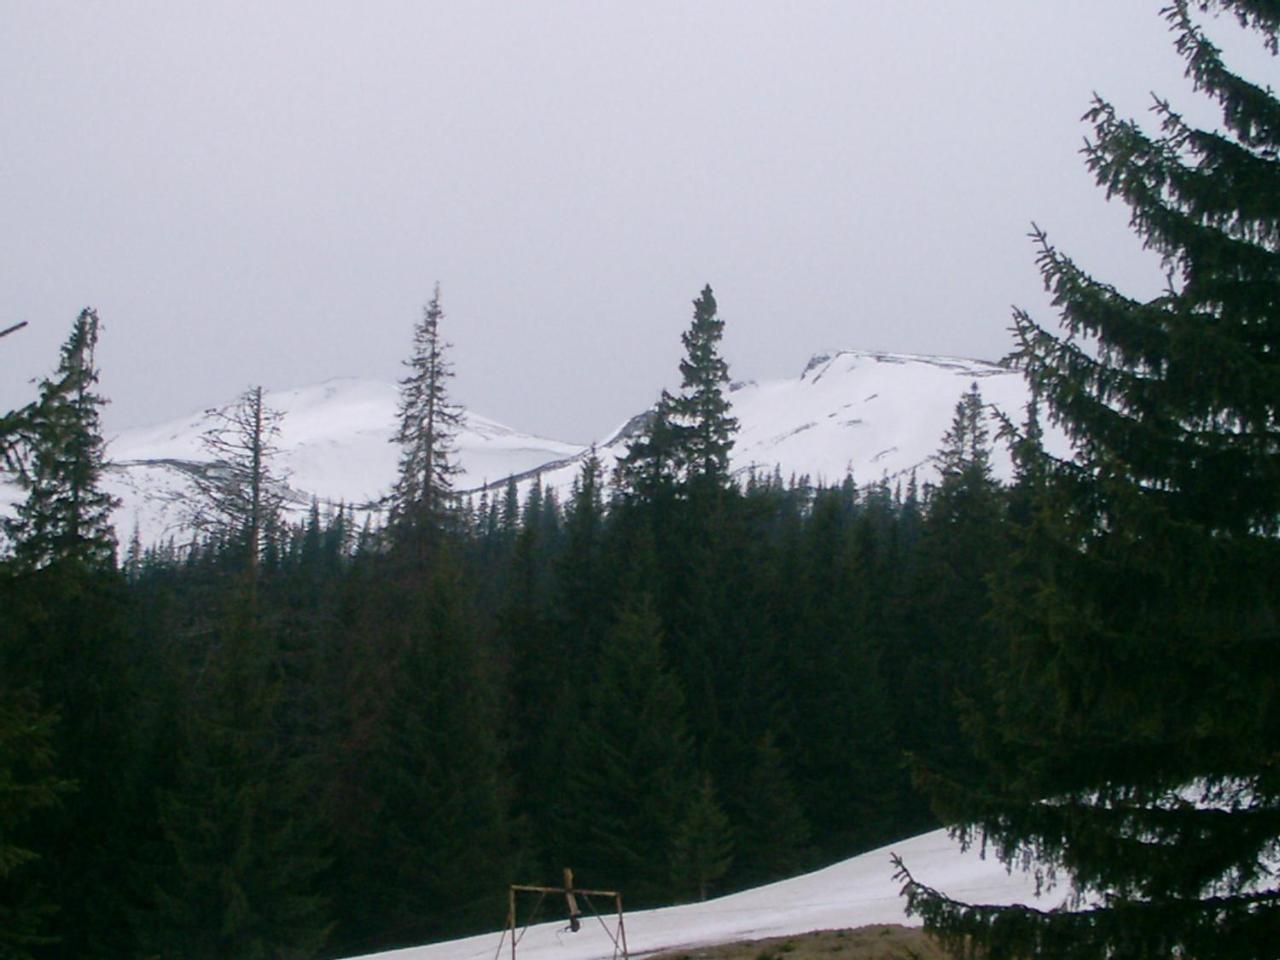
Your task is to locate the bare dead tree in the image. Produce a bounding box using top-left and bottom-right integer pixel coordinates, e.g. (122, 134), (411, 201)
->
(188, 386), (288, 584)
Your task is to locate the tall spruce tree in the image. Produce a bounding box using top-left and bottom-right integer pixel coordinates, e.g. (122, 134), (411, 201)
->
(389, 285), (463, 550)
(6, 308), (117, 570)
(0, 311), (150, 959)
(903, 383), (1004, 775)
(669, 285), (738, 489)
(619, 285), (737, 496)
(899, 5), (1280, 957)
(0, 320), (69, 960)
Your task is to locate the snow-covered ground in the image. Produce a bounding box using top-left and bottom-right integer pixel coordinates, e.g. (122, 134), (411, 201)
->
(350, 828), (1059, 960)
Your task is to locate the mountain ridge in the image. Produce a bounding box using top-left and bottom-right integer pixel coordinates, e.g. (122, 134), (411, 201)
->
(4, 349), (1054, 548)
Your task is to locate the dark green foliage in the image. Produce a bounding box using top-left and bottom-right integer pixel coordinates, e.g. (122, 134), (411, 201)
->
(669, 286), (738, 489)
(900, 5), (1280, 958)
(5, 309), (116, 571)
(901, 384), (1004, 776)
(0, 693), (71, 960)
(734, 734), (812, 886)
(334, 558), (514, 954)
(778, 484), (905, 855)
(670, 774), (735, 903)
(617, 395), (680, 501)
(50, 423), (1003, 957)
(0, 313), (160, 960)
(146, 581), (330, 960)
(620, 285), (737, 497)
(561, 597), (696, 905)
(6, 288), (1030, 957)
(389, 285), (463, 548)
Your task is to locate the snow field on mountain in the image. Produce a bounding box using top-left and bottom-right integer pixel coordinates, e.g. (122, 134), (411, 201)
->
(102, 378), (585, 546)
(350, 827), (1057, 960)
(6, 349), (1061, 547)
(724, 351), (1030, 487)
(464, 350), (1054, 504)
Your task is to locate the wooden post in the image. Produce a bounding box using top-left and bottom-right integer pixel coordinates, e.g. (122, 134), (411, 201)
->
(508, 886), (517, 960)
(616, 893), (628, 960)
(563, 867), (581, 932)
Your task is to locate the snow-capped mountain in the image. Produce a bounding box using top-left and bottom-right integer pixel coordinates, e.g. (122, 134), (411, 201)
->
(346, 825), (1060, 960)
(526, 349), (1043, 496)
(101, 378), (586, 547)
(3, 349), (1053, 548)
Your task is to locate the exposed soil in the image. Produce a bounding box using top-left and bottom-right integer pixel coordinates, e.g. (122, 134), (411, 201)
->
(647, 926), (954, 960)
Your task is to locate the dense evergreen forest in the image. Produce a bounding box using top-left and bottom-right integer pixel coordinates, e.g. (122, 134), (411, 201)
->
(0, 282), (1011, 960)
(4, 4), (1278, 959)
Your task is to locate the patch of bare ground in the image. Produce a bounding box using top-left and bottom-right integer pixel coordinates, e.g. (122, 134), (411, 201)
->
(646, 926), (954, 960)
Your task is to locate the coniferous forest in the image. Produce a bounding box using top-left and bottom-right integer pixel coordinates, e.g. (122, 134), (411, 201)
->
(3, 4), (1279, 960)
(2, 288), (1003, 960)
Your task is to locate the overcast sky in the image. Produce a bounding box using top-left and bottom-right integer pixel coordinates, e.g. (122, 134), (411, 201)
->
(1, 2), (1273, 443)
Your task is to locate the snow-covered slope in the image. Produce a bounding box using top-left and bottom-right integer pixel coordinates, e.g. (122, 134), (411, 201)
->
(525, 349), (1050, 496)
(347, 827), (1061, 960)
(4, 349), (1054, 547)
(103, 378), (585, 546)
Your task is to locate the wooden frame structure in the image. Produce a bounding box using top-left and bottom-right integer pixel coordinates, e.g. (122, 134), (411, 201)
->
(496, 869), (629, 960)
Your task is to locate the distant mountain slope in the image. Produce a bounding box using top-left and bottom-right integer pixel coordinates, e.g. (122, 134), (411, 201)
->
(3, 349), (1053, 548)
(345, 826), (1059, 960)
(520, 349), (1048, 496)
(103, 378), (585, 546)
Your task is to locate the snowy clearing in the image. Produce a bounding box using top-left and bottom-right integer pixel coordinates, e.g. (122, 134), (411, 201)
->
(349, 828), (1058, 960)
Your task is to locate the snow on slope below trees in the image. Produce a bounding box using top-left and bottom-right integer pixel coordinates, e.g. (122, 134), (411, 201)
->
(347, 827), (1060, 960)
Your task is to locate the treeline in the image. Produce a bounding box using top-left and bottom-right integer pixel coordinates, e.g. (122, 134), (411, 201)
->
(1, 288), (1015, 959)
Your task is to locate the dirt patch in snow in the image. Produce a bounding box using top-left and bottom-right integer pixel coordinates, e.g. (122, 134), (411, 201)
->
(648, 926), (952, 960)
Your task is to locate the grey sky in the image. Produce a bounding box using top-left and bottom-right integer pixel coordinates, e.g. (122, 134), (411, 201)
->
(2, 2), (1272, 443)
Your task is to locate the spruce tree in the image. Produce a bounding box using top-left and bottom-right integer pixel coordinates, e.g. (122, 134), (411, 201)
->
(619, 285), (738, 497)
(669, 285), (738, 489)
(669, 774), (734, 903)
(903, 383), (1004, 776)
(556, 448), (610, 662)
(899, 5), (1280, 957)
(560, 596), (696, 905)
(0, 319), (70, 960)
(615, 396), (680, 501)
(388, 285), (463, 550)
(1, 311), (152, 959)
(6, 308), (117, 571)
